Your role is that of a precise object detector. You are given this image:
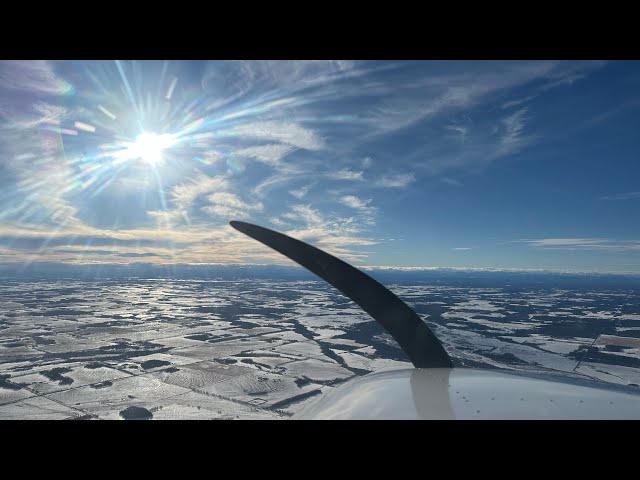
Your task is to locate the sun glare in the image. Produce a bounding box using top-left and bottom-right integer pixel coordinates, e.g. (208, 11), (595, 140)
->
(128, 132), (175, 165)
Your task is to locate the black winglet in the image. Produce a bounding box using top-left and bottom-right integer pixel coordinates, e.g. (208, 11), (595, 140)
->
(230, 221), (453, 369)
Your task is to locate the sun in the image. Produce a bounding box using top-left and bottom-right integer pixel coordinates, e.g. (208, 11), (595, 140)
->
(127, 132), (176, 165)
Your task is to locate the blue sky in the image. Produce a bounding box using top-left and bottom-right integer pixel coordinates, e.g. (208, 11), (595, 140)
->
(1, 60), (639, 273)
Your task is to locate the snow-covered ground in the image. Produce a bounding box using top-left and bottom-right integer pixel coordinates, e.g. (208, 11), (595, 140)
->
(0, 279), (638, 419)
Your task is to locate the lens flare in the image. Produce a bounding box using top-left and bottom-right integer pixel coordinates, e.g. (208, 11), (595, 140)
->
(124, 132), (176, 165)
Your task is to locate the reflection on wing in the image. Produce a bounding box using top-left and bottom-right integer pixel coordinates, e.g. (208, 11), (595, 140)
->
(230, 221), (453, 368)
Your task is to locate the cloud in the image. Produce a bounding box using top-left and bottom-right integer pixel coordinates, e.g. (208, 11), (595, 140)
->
(0, 61), (72, 95)
(521, 238), (640, 252)
(415, 107), (536, 176)
(601, 192), (640, 201)
(201, 60), (358, 103)
(537, 62), (606, 90)
(165, 174), (228, 212)
(51, 248), (161, 258)
(203, 192), (263, 219)
(289, 185), (311, 199)
(495, 108), (532, 157)
(275, 203), (378, 262)
(219, 121), (324, 151)
(252, 174), (296, 198)
(329, 169), (364, 181)
(442, 177), (463, 187)
(445, 124), (468, 141)
(235, 144), (295, 166)
(452, 247), (472, 251)
(10, 102), (69, 128)
(0, 62), (74, 129)
(0, 223), (298, 265)
(339, 195), (376, 227)
(147, 174), (233, 228)
(340, 195), (372, 210)
(0, 129), (81, 229)
(501, 95), (538, 110)
(524, 238), (609, 247)
(374, 172), (415, 188)
(270, 217), (289, 228)
(359, 61), (604, 138)
(0, 231), (192, 250)
(282, 204), (324, 226)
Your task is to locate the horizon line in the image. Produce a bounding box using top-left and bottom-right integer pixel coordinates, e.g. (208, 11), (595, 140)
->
(1, 261), (640, 277)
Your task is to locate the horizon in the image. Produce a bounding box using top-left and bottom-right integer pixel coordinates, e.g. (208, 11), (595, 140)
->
(3, 262), (640, 288)
(2, 60), (640, 273)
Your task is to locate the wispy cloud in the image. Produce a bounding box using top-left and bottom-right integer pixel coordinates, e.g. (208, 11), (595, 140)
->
(452, 247), (473, 251)
(252, 174), (296, 198)
(521, 238), (640, 252)
(275, 203), (377, 262)
(495, 107), (532, 157)
(201, 60), (359, 104)
(235, 144), (295, 166)
(203, 192), (263, 219)
(359, 61), (604, 139)
(219, 121), (324, 151)
(340, 195), (372, 210)
(290, 185), (311, 199)
(282, 204), (325, 226)
(524, 238), (610, 247)
(12, 102), (69, 128)
(501, 95), (538, 110)
(0, 223), (303, 265)
(51, 247), (163, 259)
(148, 174), (229, 226)
(170, 174), (229, 212)
(445, 124), (469, 142)
(329, 169), (364, 181)
(374, 172), (415, 188)
(0, 132), (81, 229)
(339, 195), (377, 225)
(414, 107), (536, 175)
(0, 61), (72, 95)
(442, 177), (463, 187)
(0, 62), (74, 130)
(601, 192), (640, 201)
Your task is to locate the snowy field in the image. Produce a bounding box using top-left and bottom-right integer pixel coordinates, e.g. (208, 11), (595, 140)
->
(1, 278), (639, 419)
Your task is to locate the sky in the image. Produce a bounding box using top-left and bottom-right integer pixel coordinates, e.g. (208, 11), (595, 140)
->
(1, 60), (640, 274)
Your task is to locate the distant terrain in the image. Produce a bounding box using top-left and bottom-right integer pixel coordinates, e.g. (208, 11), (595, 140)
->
(1, 269), (639, 419)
